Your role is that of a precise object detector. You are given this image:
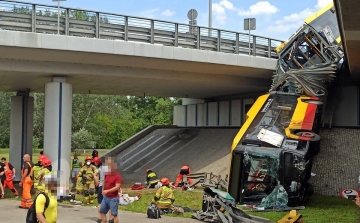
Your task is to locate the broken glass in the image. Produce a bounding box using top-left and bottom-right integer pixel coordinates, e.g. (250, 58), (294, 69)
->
(243, 147), (289, 209)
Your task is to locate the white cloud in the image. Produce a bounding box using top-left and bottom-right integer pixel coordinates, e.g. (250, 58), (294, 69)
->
(238, 1), (279, 16)
(212, 3), (227, 24)
(316, 0), (333, 9)
(267, 8), (314, 34)
(219, 0), (236, 11)
(138, 8), (160, 18)
(161, 9), (175, 17)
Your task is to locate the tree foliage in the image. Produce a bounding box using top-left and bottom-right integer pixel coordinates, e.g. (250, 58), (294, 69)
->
(0, 93), (180, 150)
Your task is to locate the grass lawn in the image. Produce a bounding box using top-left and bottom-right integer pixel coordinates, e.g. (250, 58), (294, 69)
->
(118, 188), (360, 223)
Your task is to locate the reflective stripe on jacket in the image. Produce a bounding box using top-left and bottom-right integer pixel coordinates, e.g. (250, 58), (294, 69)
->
(72, 158), (81, 168)
(154, 186), (175, 205)
(147, 172), (159, 185)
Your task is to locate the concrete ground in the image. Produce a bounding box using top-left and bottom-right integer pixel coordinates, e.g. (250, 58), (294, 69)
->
(0, 199), (198, 223)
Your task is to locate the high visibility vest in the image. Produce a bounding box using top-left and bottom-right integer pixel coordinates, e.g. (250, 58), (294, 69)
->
(22, 162), (33, 178)
(4, 162), (13, 181)
(33, 165), (43, 187)
(147, 172), (159, 185)
(37, 168), (51, 190)
(72, 158), (81, 169)
(155, 186), (175, 205)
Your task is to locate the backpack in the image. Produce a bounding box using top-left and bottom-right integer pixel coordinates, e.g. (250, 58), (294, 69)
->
(131, 182), (144, 190)
(26, 192), (50, 223)
(147, 204), (161, 219)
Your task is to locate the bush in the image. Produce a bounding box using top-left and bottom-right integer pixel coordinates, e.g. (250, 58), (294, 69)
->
(71, 128), (97, 153)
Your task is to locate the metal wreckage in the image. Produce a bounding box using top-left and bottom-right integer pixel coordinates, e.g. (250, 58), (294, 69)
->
(191, 3), (344, 223)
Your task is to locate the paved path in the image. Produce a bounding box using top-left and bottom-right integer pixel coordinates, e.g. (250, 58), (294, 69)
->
(0, 199), (198, 223)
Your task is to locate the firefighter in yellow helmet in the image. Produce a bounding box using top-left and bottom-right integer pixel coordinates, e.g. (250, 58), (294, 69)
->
(151, 177), (175, 211)
(146, 169), (160, 188)
(76, 156), (98, 204)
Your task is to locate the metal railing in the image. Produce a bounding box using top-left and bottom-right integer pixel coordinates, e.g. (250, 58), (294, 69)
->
(0, 0), (283, 58)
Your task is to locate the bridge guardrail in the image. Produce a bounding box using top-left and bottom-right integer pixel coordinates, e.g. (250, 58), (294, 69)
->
(0, 0), (283, 59)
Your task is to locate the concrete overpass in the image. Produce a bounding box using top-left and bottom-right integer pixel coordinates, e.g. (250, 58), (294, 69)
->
(0, 0), (282, 187)
(335, 0), (360, 80)
(0, 30), (277, 99)
(0, 0), (282, 99)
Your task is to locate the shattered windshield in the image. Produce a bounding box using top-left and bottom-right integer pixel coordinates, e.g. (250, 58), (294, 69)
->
(243, 147), (288, 208)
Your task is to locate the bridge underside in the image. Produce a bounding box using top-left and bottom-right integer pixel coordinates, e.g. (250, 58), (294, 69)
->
(0, 31), (277, 99)
(335, 0), (360, 81)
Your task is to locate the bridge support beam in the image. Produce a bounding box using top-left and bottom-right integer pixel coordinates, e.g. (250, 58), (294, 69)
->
(9, 90), (34, 182)
(43, 77), (72, 189)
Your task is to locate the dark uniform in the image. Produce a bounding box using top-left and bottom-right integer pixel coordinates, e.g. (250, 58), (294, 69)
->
(147, 170), (160, 188)
(0, 162), (5, 186)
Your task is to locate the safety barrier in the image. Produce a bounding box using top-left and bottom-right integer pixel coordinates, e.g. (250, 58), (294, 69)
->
(0, 0), (283, 58)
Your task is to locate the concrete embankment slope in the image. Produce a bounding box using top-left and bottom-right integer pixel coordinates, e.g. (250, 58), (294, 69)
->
(103, 126), (239, 183)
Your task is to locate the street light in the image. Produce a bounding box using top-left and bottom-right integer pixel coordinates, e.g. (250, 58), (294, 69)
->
(52, 0), (66, 35)
(208, 0), (212, 36)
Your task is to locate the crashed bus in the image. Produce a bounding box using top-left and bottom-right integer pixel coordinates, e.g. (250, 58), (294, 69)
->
(228, 2), (344, 208)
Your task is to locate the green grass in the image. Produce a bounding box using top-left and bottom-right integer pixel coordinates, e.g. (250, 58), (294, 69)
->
(244, 195), (360, 223)
(117, 189), (360, 222)
(119, 188), (203, 218)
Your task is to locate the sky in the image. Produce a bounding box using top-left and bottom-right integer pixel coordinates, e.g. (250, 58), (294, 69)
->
(15, 0), (333, 40)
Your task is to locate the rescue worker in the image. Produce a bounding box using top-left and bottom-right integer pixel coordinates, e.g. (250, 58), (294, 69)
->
(146, 169), (160, 188)
(76, 156), (98, 204)
(36, 159), (52, 193)
(19, 154), (34, 209)
(71, 153), (81, 185)
(32, 159), (43, 190)
(1, 157), (18, 198)
(151, 177), (175, 212)
(92, 149), (99, 158)
(174, 165), (193, 187)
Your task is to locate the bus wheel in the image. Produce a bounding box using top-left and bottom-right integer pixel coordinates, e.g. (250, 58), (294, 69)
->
(296, 131), (321, 141)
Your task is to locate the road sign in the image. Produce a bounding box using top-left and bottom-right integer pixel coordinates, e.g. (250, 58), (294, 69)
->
(187, 9), (198, 21)
(244, 18), (256, 31)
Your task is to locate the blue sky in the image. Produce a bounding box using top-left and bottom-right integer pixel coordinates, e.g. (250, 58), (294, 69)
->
(17, 0), (333, 40)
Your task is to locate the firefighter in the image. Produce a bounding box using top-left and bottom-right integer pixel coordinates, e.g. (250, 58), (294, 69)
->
(76, 156), (98, 204)
(36, 159), (52, 193)
(33, 158), (43, 190)
(1, 157), (19, 198)
(19, 154), (34, 209)
(151, 177), (175, 212)
(146, 169), (160, 188)
(174, 165), (193, 187)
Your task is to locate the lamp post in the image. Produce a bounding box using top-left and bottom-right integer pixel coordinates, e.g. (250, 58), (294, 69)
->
(208, 0), (212, 36)
(52, 0), (66, 35)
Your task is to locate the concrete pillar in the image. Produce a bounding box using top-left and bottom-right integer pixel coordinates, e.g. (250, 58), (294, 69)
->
(43, 77), (72, 188)
(9, 90), (34, 182)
